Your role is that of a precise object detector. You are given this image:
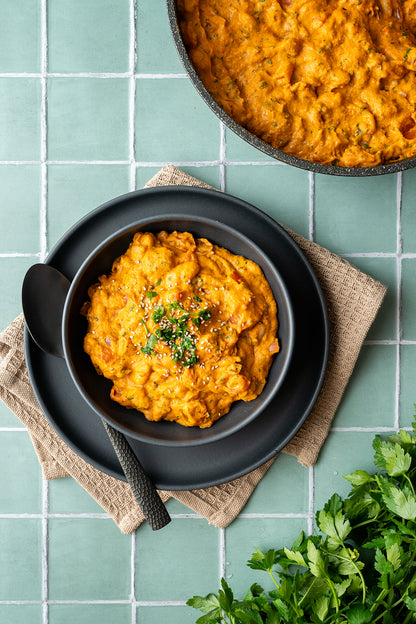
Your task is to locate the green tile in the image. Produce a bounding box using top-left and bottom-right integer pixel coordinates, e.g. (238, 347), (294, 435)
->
(0, 519), (42, 599)
(135, 166), (164, 189)
(47, 78), (130, 161)
(314, 431), (377, 512)
(136, 0), (183, 74)
(175, 165), (220, 189)
(0, 165), (41, 253)
(401, 168), (416, 254)
(0, 604), (42, 624)
(0, 1), (41, 72)
(0, 431), (42, 513)
(225, 164), (310, 237)
(135, 519), (219, 600)
(48, 0), (131, 73)
(399, 345), (416, 429)
(242, 453), (309, 514)
(225, 517), (307, 596)
(49, 477), (104, 514)
(314, 174), (397, 254)
(401, 259), (416, 340)
(0, 401), (21, 427)
(47, 164), (131, 249)
(0, 78), (41, 160)
(49, 603), (131, 624)
(333, 345), (396, 428)
(138, 605), (196, 624)
(48, 518), (131, 600)
(0, 257), (35, 330)
(343, 257), (395, 341)
(135, 165), (220, 190)
(135, 78), (220, 162)
(225, 127), (276, 162)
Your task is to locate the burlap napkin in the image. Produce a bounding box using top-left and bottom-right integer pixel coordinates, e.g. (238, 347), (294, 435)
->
(0, 165), (387, 534)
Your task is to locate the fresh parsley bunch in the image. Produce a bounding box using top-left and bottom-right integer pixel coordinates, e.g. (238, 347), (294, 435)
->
(188, 416), (416, 623)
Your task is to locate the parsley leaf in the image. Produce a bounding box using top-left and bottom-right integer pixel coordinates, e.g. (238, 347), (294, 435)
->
(187, 410), (416, 624)
(140, 333), (157, 355)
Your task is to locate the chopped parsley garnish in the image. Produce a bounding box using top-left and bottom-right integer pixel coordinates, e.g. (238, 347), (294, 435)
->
(193, 295), (202, 302)
(140, 298), (212, 366)
(146, 291), (157, 299)
(166, 300), (186, 312)
(140, 333), (158, 355)
(192, 308), (212, 328)
(151, 305), (165, 323)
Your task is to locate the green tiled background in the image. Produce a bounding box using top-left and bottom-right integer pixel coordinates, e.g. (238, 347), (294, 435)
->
(0, 1), (415, 623)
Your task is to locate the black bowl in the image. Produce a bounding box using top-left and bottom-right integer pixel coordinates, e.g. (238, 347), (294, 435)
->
(62, 214), (295, 447)
(167, 0), (416, 177)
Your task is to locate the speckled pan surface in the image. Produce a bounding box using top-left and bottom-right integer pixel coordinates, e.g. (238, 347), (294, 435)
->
(24, 186), (329, 490)
(167, 0), (416, 178)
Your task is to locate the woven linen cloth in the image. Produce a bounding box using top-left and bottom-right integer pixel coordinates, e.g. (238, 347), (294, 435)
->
(0, 165), (387, 534)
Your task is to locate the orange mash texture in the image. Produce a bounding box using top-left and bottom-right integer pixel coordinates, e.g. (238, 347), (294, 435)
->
(178, 0), (416, 167)
(83, 231), (278, 428)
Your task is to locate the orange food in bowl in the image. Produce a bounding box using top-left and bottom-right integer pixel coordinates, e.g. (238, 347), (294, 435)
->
(178, 0), (416, 167)
(83, 231), (279, 428)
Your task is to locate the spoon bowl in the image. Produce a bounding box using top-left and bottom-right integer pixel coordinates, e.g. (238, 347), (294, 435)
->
(22, 262), (171, 531)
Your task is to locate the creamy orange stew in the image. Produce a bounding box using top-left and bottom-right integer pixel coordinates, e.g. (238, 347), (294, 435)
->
(83, 231), (279, 428)
(178, 0), (416, 167)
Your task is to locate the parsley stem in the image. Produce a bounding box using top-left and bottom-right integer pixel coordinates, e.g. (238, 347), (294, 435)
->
(267, 568), (302, 618)
(321, 547), (366, 605)
(325, 576), (340, 612)
(267, 567), (280, 591)
(403, 472), (416, 497)
(298, 576), (319, 607)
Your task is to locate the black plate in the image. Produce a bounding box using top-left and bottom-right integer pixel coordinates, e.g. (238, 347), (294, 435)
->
(24, 186), (329, 490)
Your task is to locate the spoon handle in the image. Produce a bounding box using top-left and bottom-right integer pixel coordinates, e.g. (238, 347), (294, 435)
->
(102, 420), (171, 531)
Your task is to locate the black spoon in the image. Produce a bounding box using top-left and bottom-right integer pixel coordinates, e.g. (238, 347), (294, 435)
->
(22, 263), (171, 531)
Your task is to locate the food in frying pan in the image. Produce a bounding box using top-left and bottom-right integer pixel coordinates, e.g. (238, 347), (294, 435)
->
(178, 0), (416, 168)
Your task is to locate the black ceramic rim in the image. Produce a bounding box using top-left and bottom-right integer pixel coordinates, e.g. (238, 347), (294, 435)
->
(167, 0), (416, 177)
(62, 214), (295, 447)
(23, 186), (330, 489)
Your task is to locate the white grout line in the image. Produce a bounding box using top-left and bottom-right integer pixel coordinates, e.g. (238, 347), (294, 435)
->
(129, 0), (137, 194)
(308, 171), (315, 242)
(330, 426), (404, 432)
(130, 531), (136, 624)
(238, 512), (309, 518)
(135, 73), (188, 79)
(395, 172), (403, 431)
(219, 122), (226, 192)
(40, 0), (48, 264)
(308, 466), (315, 535)
(42, 480), (49, 624)
(0, 72), (189, 78)
(0, 599), (189, 605)
(0, 427), (29, 431)
(219, 528), (226, 581)
(341, 252), (397, 258)
(135, 601), (187, 606)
